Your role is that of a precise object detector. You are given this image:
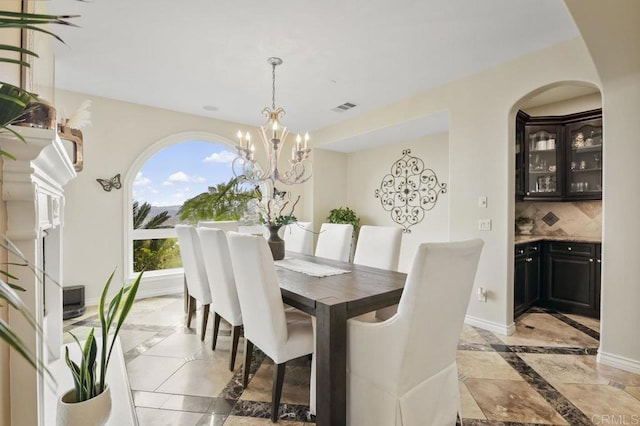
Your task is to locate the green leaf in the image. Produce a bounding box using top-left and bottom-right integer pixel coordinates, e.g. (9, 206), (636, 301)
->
(0, 44), (39, 58)
(64, 346), (81, 399)
(0, 58), (30, 67)
(106, 272), (143, 370)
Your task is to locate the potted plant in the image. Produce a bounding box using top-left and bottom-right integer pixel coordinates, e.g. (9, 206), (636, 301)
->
(57, 270), (143, 426)
(516, 216), (535, 235)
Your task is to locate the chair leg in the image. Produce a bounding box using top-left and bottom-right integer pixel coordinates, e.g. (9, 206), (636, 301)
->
(201, 304), (210, 341)
(242, 339), (254, 389)
(186, 296), (196, 328)
(211, 313), (221, 350)
(229, 325), (241, 371)
(271, 363), (286, 423)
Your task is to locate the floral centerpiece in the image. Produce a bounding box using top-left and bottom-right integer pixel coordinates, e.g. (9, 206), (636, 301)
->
(243, 188), (300, 259)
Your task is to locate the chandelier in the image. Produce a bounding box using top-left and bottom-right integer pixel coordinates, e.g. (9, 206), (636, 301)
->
(232, 57), (312, 185)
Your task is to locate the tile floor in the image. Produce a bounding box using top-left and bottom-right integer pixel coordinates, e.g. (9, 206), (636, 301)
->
(64, 297), (640, 425)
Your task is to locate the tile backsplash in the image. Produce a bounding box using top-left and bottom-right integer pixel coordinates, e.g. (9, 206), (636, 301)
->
(515, 200), (601, 239)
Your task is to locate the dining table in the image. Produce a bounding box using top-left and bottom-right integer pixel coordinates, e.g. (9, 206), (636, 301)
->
(274, 252), (407, 426)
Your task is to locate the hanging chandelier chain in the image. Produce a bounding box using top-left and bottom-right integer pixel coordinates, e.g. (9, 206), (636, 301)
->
(271, 62), (276, 110)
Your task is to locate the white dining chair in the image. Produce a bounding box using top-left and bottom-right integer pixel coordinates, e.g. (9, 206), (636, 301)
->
(352, 225), (403, 321)
(345, 239), (483, 426)
(315, 223), (353, 262)
(198, 227), (243, 371)
(198, 220), (239, 232)
(238, 224), (269, 238)
(282, 221), (314, 255)
(175, 225), (213, 340)
(226, 232), (314, 423)
(353, 225), (402, 270)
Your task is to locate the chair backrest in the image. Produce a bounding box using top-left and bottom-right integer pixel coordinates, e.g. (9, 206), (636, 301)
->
(175, 225), (212, 304)
(396, 239), (483, 393)
(315, 223), (353, 262)
(198, 220), (239, 232)
(353, 225), (403, 271)
(238, 224), (268, 238)
(282, 221), (314, 255)
(226, 232), (288, 355)
(198, 227), (242, 326)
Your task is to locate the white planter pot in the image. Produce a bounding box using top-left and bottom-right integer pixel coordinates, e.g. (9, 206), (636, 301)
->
(517, 223), (534, 235)
(57, 385), (111, 426)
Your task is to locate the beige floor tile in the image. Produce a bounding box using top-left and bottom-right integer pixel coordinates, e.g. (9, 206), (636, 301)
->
(456, 351), (523, 381)
(136, 407), (204, 426)
(519, 354), (608, 385)
(133, 390), (172, 408)
(458, 381), (486, 420)
(161, 394), (214, 412)
(465, 379), (567, 425)
(522, 353), (640, 387)
(118, 330), (157, 352)
(497, 313), (599, 347)
(126, 298), (186, 327)
(144, 333), (209, 358)
(555, 383), (640, 423)
(564, 314), (600, 332)
(126, 355), (185, 391)
(459, 324), (489, 345)
(156, 359), (235, 397)
(223, 416), (306, 425)
(625, 386), (640, 400)
(240, 361), (311, 405)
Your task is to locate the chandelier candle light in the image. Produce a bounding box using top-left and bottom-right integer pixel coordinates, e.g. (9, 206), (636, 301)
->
(233, 57), (312, 185)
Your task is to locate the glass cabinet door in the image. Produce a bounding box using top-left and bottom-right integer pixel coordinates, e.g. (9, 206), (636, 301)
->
(566, 119), (603, 197)
(526, 126), (561, 197)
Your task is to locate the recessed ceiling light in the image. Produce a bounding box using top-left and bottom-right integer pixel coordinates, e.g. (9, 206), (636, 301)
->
(202, 105), (219, 111)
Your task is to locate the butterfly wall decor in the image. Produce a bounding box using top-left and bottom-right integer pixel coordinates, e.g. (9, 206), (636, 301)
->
(96, 174), (122, 192)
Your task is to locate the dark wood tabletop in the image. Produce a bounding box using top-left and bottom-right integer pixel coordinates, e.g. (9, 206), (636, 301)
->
(275, 252), (407, 426)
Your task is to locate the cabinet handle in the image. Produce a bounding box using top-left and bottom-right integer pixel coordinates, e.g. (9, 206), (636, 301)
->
(589, 258), (594, 262)
(531, 246), (538, 251)
(525, 257), (533, 262)
(526, 192), (530, 196)
(567, 247), (572, 251)
(597, 259), (601, 263)
(518, 249), (524, 254)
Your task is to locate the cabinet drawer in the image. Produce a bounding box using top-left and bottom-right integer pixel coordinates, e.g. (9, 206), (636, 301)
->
(547, 242), (594, 257)
(515, 242), (541, 257)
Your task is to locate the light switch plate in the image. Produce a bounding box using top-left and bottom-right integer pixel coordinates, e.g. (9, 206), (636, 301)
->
(478, 219), (492, 231)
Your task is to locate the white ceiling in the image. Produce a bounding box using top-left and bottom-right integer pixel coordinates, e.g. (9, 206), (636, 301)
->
(48, 0), (579, 150)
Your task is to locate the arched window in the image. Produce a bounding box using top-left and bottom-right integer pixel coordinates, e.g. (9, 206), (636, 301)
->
(124, 132), (241, 282)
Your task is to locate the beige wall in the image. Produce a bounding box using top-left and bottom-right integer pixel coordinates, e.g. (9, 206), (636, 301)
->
(309, 149), (348, 236)
(523, 92), (602, 116)
(313, 37), (600, 334)
(565, 0), (640, 373)
(345, 132), (449, 272)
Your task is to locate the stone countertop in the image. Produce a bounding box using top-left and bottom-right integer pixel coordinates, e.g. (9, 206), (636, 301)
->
(515, 235), (602, 244)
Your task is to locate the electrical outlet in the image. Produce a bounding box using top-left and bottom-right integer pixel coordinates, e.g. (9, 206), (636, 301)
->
(477, 287), (487, 302)
(478, 196), (487, 208)
(478, 219), (492, 231)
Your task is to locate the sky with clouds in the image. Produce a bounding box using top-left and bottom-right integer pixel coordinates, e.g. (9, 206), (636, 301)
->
(133, 141), (237, 207)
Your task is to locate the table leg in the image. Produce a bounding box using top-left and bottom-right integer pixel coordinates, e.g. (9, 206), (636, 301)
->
(314, 301), (347, 426)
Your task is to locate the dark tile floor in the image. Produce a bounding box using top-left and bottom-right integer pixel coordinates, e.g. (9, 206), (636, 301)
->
(64, 296), (640, 425)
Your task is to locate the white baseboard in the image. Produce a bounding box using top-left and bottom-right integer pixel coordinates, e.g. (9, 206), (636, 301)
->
(85, 285), (182, 307)
(597, 350), (640, 375)
(465, 315), (515, 336)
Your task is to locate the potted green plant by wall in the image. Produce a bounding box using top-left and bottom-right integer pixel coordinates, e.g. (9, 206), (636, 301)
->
(57, 270), (143, 426)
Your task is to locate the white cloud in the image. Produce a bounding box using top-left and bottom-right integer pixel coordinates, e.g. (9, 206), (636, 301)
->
(168, 171), (190, 183)
(162, 171), (206, 186)
(133, 171), (151, 186)
(203, 150), (236, 164)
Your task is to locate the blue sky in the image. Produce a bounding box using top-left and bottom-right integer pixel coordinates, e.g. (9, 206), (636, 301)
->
(133, 141), (237, 207)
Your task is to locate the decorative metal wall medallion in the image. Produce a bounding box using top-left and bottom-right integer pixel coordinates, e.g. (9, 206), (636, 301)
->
(374, 149), (447, 233)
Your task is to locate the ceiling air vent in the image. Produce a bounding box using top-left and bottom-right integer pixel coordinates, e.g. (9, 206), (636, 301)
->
(331, 102), (357, 113)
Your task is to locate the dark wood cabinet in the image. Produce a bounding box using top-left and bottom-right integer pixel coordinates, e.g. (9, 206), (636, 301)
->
(514, 242), (541, 317)
(544, 241), (600, 318)
(514, 240), (601, 319)
(517, 109), (602, 201)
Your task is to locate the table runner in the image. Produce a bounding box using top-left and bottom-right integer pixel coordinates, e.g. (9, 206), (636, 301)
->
(275, 258), (351, 277)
